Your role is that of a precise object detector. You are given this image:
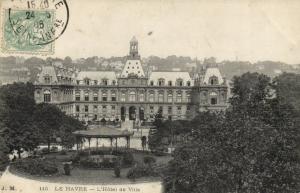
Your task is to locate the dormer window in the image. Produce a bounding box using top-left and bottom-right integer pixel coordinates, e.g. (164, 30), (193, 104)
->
(84, 78), (90, 85)
(158, 78), (165, 86)
(176, 79), (183, 86)
(102, 79), (108, 86)
(209, 76), (219, 85)
(187, 81), (191, 86)
(44, 75), (51, 84)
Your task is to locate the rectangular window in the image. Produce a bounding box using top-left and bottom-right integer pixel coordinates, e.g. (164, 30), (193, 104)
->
(168, 106), (172, 114)
(102, 105), (107, 113)
(177, 106), (182, 114)
(76, 105), (80, 112)
(84, 105), (89, 112)
(93, 105), (98, 112)
(44, 94), (51, 102)
(121, 93), (126, 102)
(111, 93), (116, 101)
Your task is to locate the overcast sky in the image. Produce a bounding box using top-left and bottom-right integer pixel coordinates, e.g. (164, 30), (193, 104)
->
(2, 0), (300, 64)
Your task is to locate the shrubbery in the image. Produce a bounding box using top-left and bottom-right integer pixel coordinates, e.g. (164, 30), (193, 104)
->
(122, 152), (134, 167)
(126, 164), (159, 180)
(0, 152), (9, 171)
(13, 158), (58, 176)
(143, 156), (156, 166)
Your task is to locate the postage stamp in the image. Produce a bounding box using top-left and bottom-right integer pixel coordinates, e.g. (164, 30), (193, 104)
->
(1, 0), (69, 55)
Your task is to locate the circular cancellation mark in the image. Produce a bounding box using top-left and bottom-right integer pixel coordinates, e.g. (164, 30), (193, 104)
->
(6, 0), (69, 47)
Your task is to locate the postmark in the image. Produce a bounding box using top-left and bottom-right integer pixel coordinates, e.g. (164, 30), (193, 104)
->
(1, 0), (69, 54)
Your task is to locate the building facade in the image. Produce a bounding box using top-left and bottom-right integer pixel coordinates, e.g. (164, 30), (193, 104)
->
(34, 37), (228, 123)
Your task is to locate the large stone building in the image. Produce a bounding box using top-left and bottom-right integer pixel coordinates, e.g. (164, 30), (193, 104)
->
(34, 37), (228, 124)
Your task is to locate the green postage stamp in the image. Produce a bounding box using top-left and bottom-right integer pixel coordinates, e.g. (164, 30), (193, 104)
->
(2, 9), (55, 54)
(1, 0), (69, 55)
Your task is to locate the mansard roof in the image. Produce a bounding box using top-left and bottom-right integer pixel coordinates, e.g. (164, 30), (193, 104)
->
(77, 71), (117, 81)
(37, 66), (58, 83)
(148, 71), (193, 86)
(203, 67), (224, 84)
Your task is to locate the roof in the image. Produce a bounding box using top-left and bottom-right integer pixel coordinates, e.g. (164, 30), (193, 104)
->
(37, 66), (58, 83)
(77, 71), (117, 81)
(73, 125), (134, 138)
(131, 36), (137, 42)
(203, 67), (224, 84)
(148, 71), (193, 86)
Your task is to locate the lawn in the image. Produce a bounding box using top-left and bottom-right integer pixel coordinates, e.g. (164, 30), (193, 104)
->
(9, 150), (172, 185)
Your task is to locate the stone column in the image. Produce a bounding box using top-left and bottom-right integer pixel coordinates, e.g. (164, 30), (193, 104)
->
(125, 106), (129, 120)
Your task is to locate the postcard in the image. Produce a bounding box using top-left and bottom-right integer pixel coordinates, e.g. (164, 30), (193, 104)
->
(0, 0), (299, 193)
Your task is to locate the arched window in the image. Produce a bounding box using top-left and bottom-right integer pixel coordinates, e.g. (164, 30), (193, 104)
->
(121, 92), (126, 102)
(111, 92), (116, 101)
(75, 91), (80, 101)
(209, 76), (219, 85)
(176, 92), (182, 102)
(186, 92), (191, 102)
(93, 92), (98, 101)
(129, 91), (136, 102)
(84, 91), (89, 101)
(149, 92), (154, 102)
(139, 93), (144, 102)
(167, 92), (173, 103)
(210, 92), (218, 105)
(102, 91), (107, 101)
(43, 90), (51, 102)
(158, 92), (164, 102)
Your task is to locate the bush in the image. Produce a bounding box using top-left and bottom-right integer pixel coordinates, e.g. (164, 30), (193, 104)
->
(122, 152), (134, 167)
(126, 164), (158, 180)
(114, 165), (121, 177)
(0, 152), (9, 171)
(50, 146), (58, 152)
(143, 156), (156, 166)
(59, 150), (67, 155)
(14, 158), (58, 176)
(41, 148), (49, 154)
(71, 154), (80, 163)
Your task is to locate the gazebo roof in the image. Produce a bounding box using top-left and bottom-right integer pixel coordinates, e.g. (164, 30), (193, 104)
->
(73, 125), (134, 138)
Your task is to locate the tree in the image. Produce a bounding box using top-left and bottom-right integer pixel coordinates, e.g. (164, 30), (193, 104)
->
(63, 56), (73, 68)
(163, 72), (300, 193)
(33, 103), (64, 151)
(58, 115), (85, 149)
(0, 83), (39, 158)
(0, 136), (9, 171)
(272, 72), (300, 110)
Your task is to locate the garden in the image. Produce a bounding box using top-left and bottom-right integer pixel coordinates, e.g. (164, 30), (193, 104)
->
(9, 148), (172, 184)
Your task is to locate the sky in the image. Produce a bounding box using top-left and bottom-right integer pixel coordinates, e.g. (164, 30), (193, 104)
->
(2, 0), (300, 64)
